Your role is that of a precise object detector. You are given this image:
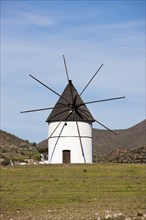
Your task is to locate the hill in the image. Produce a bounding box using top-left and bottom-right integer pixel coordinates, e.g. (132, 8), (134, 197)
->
(104, 146), (146, 163)
(0, 130), (40, 164)
(0, 120), (145, 164)
(93, 119), (146, 161)
(37, 120), (146, 162)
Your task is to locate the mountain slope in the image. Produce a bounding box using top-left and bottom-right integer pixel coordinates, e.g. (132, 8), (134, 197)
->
(104, 146), (146, 163)
(93, 119), (146, 156)
(0, 130), (40, 162)
(37, 120), (146, 161)
(1, 120), (145, 163)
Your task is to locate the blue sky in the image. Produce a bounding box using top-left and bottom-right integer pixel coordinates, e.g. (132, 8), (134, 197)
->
(1, 0), (145, 143)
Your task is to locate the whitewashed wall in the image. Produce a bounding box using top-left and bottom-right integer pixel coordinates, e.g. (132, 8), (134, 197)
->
(48, 121), (92, 164)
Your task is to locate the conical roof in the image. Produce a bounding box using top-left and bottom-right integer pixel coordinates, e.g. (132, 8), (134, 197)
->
(46, 80), (94, 123)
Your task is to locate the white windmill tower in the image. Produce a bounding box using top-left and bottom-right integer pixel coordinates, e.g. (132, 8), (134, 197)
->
(21, 55), (125, 164)
(46, 80), (95, 163)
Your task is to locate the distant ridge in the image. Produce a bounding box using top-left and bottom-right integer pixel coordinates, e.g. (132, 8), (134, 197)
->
(0, 120), (145, 163)
(37, 120), (146, 162)
(93, 119), (146, 156)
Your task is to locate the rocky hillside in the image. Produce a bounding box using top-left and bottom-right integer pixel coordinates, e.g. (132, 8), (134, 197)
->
(0, 120), (145, 164)
(104, 146), (146, 163)
(0, 130), (40, 164)
(93, 119), (146, 161)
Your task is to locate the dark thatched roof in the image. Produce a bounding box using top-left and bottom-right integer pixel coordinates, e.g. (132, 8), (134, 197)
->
(46, 80), (94, 123)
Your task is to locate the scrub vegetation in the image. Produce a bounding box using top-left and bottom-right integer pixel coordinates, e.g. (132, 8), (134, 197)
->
(1, 164), (145, 220)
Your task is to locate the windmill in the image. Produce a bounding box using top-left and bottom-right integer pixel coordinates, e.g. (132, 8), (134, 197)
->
(21, 55), (125, 164)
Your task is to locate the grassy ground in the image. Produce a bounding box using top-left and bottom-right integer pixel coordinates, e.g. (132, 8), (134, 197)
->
(0, 164), (146, 220)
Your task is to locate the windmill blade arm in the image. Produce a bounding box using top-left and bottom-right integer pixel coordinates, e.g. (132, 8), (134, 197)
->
(21, 106), (66, 113)
(78, 108), (95, 122)
(49, 122), (67, 163)
(72, 94), (77, 106)
(69, 81), (74, 103)
(48, 109), (73, 139)
(62, 55), (74, 103)
(94, 118), (117, 136)
(49, 109), (73, 163)
(75, 109), (84, 119)
(74, 114), (86, 163)
(80, 64), (103, 96)
(77, 108), (91, 120)
(29, 74), (69, 104)
(47, 108), (69, 121)
(78, 96), (125, 106)
(81, 108), (117, 135)
(48, 121), (62, 140)
(63, 55), (70, 82)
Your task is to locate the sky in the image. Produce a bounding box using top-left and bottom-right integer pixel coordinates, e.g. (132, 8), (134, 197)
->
(1, 0), (145, 143)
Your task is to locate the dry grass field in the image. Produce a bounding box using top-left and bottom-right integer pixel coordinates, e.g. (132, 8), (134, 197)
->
(0, 164), (146, 220)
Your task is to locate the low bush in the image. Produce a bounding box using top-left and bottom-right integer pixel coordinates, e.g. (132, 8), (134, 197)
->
(1, 158), (10, 166)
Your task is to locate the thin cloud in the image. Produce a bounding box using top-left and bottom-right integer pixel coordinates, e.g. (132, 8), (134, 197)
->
(21, 12), (56, 27)
(3, 10), (58, 27)
(86, 20), (145, 30)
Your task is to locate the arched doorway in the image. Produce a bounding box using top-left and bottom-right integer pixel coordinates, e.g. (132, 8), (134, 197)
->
(63, 150), (70, 163)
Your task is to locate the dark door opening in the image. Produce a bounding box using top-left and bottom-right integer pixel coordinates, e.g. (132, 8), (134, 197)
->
(63, 150), (70, 163)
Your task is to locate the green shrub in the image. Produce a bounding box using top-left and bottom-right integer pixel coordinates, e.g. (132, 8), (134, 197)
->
(1, 158), (10, 166)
